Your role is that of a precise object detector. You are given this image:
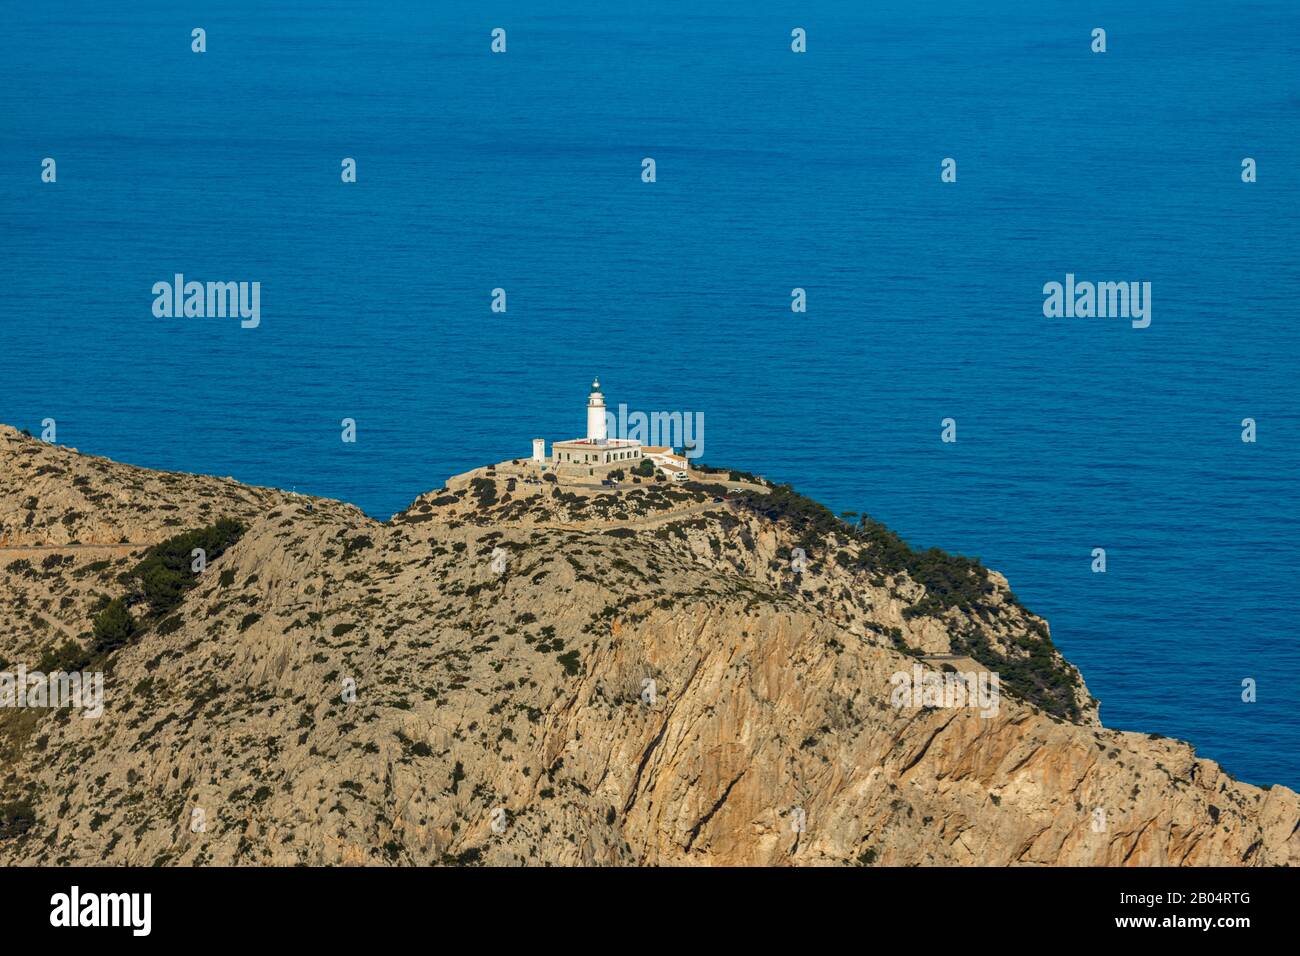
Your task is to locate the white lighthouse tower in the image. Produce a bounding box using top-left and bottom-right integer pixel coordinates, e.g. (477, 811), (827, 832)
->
(586, 379), (607, 442)
(550, 379), (643, 474)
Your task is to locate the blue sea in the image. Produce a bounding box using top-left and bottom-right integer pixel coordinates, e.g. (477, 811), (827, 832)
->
(2, 1), (1297, 788)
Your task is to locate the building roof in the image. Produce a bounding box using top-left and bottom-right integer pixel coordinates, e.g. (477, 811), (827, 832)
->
(554, 437), (641, 448)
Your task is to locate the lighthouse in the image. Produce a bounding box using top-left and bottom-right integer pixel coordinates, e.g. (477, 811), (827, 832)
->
(549, 379), (643, 475)
(586, 379), (607, 441)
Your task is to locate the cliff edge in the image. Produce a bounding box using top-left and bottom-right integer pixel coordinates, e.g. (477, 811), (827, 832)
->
(1, 424), (1294, 866)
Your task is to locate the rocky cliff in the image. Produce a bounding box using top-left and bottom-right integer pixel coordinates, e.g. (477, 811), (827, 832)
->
(1, 424), (1295, 866)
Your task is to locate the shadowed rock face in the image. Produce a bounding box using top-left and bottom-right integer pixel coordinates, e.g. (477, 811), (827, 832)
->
(1, 424), (1295, 866)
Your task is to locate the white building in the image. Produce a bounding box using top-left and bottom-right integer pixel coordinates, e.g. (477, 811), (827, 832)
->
(546, 379), (643, 476)
(642, 446), (688, 474)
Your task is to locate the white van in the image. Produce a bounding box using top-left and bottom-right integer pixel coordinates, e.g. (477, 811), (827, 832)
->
(671, 471), (689, 483)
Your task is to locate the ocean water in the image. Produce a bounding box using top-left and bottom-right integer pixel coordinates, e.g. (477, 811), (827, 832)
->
(2, 1), (1297, 788)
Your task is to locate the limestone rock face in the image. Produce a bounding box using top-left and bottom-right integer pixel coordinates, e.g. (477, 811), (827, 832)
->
(0, 424), (1294, 866)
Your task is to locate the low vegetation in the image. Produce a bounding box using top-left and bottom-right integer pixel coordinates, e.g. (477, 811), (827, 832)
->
(91, 598), (137, 653)
(0, 800), (36, 840)
(131, 517), (246, 617)
(82, 519), (245, 657)
(720, 481), (1082, 719)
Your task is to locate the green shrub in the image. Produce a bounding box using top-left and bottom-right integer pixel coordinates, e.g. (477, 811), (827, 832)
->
(76, 559), (111, 577)
(36, 640), (91, 673)
(91, 598), (136, 653)
(0, 800), (36, 840)
(343, 534), (373, 557)
(469, 477), (499, 507)
(130, 518), (245, 617)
